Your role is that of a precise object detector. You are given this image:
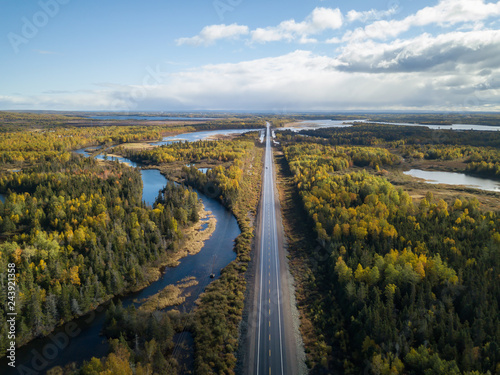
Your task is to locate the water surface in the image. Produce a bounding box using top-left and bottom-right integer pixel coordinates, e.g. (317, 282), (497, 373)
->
(404, 169), (500, 192)
(284, 120), (355, 131)
(140, 169), (170, 206)
(152, 128), (260, 145)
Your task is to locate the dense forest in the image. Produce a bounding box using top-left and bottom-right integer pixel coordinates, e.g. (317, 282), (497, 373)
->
(124, 139), (254, 166)
(130, 139), (257, 210)
(0, 155), (201, 353)
(360, 113), (500, 127)
(0, 117), (209, 363)
(188, 118), (266, 131)
(280, 128), (500, 374)
(284, 123), (500, 148)
(0, 112), (83, 132)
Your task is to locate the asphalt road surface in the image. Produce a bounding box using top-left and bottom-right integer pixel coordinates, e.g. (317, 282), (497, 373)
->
(250, 123), (297, 375)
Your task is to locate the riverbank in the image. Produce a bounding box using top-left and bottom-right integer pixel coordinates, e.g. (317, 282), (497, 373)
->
(138, 276), (199, 312)
(129, 203), (217, 292)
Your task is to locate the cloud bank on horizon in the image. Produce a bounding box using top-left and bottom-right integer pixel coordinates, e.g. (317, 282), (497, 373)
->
(1, 0), (500, 112)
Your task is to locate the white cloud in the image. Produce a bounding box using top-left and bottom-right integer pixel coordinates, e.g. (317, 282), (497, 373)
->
(412, 0), (500, 26)
(250, 7), (343, 43)
(345, 0), (500, 42)
(309, 7), (343, 30)
(175, 1), (500, 47)
(176, 24), (249, 46)
(325, 37), (341, 44)
(4, 39), (500, 112)
(337, 29), (500, 73)
(175, 8), (343, 46)
(346, 7), (399, 23)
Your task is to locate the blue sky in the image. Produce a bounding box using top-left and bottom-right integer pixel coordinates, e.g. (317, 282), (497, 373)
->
(1, 0), (500, 111)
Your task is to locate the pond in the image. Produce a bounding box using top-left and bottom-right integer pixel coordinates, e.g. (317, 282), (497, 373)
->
(404, 169), (500, 192)
(186, 164), (210, 175)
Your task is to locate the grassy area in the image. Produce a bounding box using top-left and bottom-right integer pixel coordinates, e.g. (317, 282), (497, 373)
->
(164, 205), (217, 267)
(110, 142), (157, 151)
(138, 277), (199, 313)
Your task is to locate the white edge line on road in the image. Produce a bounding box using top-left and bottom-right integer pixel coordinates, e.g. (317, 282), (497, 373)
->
(256, 122), (269, 375)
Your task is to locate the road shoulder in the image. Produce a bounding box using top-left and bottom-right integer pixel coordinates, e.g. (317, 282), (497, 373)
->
(272, 148), (307, 375)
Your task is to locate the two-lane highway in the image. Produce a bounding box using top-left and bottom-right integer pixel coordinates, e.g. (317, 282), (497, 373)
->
(252, 123), (289, 375)
(245, 122), (301, 374)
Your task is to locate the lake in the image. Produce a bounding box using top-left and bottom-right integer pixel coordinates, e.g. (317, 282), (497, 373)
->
(404, 169), (500, 192)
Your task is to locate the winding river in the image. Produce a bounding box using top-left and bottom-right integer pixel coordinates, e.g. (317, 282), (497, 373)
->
(2, 138), (240, 374)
